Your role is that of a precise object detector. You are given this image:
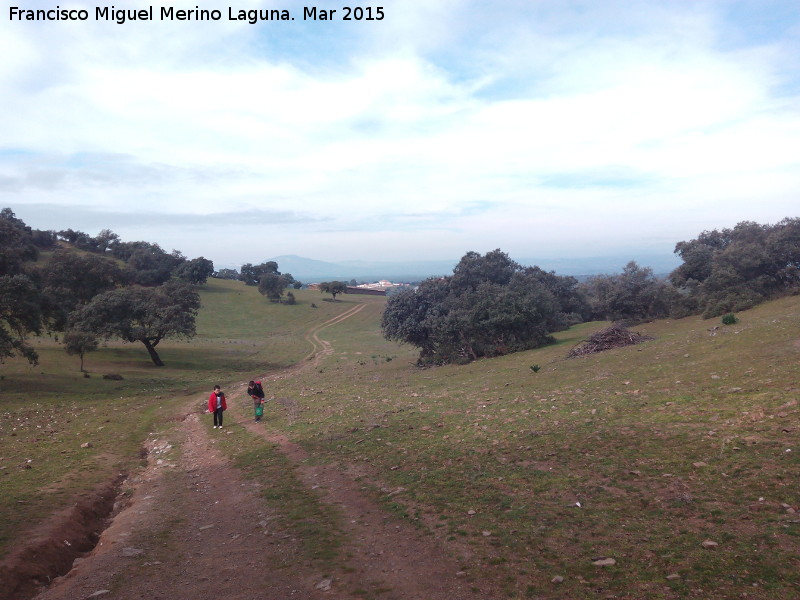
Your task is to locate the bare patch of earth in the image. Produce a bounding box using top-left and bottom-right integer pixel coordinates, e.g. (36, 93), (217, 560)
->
(22, 401), (481, 600)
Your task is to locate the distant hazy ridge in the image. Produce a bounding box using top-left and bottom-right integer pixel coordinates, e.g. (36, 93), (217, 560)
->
(256, 253), (682, 283)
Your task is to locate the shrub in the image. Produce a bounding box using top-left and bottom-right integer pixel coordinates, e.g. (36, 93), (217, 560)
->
(701, 288), (763, 318)
(721, 313), (738, 325)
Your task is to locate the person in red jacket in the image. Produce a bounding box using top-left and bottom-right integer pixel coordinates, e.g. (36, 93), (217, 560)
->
(208, 385), (227, 428)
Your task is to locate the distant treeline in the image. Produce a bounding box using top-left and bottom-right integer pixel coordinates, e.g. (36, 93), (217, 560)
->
(3, 208), (798, 369)
(22, 222), (215, 287)
(0, 208), (312, 367)
(382, 218), (800, 365)
(0, 209), (213, 367)
(214, 262), (302, 304)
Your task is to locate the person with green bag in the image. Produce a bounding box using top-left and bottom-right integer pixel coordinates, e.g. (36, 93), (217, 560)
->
(248, 380), (266, 422)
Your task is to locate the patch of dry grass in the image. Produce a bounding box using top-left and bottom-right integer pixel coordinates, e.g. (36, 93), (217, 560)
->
(267, 295), (800, 599)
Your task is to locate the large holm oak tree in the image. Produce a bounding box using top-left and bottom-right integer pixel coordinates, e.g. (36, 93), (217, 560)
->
(0, 274), (43, 365)
(0, 209), (43, 365)
(258, 271), (297, 302)
(239, 261), (279, 286)
(39, 249), (131, 330)
(669, 218), (800, 317)
(71, 281), (200, 366)
(382, 250), (588, 365)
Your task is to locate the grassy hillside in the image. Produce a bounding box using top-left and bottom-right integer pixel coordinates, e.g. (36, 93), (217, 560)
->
(264, 295), (800, 599)
(0, 279), (360, 555)
(2, 277), (798, 599)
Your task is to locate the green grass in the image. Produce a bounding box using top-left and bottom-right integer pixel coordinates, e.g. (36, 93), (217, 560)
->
(0, 279), (361, 556)
(265, 294), (800, 599)
(0, 381), (168, 552)
(3, 278), (800, 599)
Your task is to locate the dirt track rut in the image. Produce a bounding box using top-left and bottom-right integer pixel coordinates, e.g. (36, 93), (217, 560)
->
(30, 302), (483, 600)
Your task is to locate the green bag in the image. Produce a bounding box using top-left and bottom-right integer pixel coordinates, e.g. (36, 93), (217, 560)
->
(255, 404), (264, 417)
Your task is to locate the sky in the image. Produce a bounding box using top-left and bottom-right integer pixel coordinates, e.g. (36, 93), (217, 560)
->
(1, 0), (799, 270)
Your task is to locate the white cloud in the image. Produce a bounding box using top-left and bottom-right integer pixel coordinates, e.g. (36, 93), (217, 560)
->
(1, 1), (798, 264)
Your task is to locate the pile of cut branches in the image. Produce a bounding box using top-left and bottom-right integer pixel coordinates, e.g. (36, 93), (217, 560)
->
(567, 324), (653, 358)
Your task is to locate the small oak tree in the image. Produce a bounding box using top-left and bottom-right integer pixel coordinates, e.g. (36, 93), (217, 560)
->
(319, 281), (347, 300)
(63, 330), (99, 372)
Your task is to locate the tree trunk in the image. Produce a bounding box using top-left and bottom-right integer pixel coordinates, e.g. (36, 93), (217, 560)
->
(141, 339), (165, 367)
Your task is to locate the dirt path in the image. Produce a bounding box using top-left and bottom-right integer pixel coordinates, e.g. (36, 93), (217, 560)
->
(29, 303), (483, 600)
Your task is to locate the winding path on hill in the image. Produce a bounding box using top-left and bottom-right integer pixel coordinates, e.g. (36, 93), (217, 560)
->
(300, 302), (367, 366)
(26, 302), (484, 600)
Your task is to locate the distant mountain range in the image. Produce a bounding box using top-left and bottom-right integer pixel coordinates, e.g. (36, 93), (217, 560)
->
(266, 253), (682, 284)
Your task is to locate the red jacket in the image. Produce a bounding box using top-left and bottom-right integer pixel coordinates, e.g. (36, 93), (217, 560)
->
(208, 392), (227, 412)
